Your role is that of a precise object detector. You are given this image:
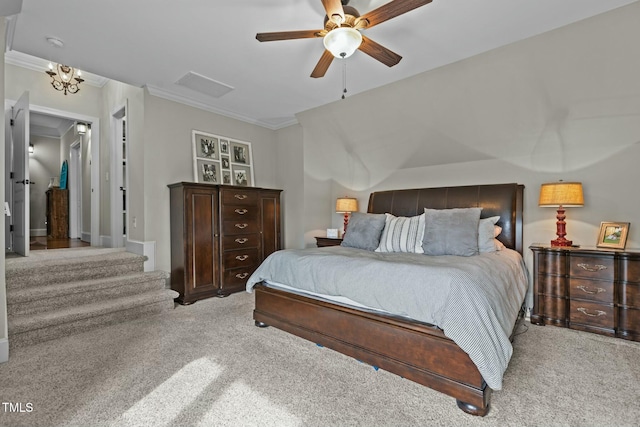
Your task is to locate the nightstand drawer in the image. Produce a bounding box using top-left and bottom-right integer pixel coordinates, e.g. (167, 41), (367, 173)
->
(569, 300), (614, 329)
(538, 274), (567, 297)
(570, 256), (614, 281)
(537, 252), (566, 276)
(569, 278), (614, 303)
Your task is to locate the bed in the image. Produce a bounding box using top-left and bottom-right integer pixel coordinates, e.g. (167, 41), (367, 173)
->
(246, 183), (526, 416)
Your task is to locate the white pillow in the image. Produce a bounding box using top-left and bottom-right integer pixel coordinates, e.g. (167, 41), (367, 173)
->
(478, 216), (501, 253)
(376, 213), (425, 253)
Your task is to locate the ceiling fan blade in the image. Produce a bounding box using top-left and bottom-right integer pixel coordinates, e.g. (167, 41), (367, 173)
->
(358, 36), (402, 67)
(310, 50), (335, 78)
(321, 0), (345, 24)
(256, 30), (324, 42)
(356, 0), (432, 29)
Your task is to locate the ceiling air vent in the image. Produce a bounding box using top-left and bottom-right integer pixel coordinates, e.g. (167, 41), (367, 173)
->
(175, 71), (234, 98)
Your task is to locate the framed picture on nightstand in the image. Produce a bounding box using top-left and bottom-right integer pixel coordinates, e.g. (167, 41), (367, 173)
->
(597, 221), (630, 249)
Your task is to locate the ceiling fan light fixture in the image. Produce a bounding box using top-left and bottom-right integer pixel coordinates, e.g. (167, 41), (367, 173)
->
(323, 27), (362, 59)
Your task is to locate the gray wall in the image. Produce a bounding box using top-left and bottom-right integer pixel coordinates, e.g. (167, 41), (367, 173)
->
(1, 17), (8, 362)
(295, 2), (640, 254)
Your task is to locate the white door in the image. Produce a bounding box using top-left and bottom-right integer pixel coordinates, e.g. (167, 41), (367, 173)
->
(11, 91), (30, 256)
(110, 105), (127, 247)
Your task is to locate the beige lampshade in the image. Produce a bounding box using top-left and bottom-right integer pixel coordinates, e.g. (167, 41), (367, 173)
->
(539, 182), (584, 207)
(336, 197), (358, 213)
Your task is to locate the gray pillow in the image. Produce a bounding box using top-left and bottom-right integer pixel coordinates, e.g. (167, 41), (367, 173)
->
(422, 208), (482, 256)
(341, 212), (386, 251)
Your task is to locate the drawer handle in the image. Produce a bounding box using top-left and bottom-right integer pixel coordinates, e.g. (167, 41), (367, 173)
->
(234, 208), (248, 215)
(576, 285), (605, 295)
(235, 255), (249, 261)
(577, 307), (606, 317)
(235, 223), (248, 229)
(235, 272), (249, 279)
(234, 194), (248, 200)
(577, 263), (607, 272)
(235, 238), (248, 244)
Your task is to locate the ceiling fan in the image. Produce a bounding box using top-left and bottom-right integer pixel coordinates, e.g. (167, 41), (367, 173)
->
(256, 0), (433, 78)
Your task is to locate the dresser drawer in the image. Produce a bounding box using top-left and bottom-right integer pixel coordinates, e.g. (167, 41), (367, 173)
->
(569, 256), (614, 281)
(222, 219), (260, 235)
(221, 204), (259, 220)
(569, 278), (614, 304)
(619, 258), (640, 284)
(221, 189), (258, 206)
(222, 233), (260, 251)
(569, 300), (614, 329)
(223, 265), (259, 288)
(223, 248), (259, 269)
(618, 282), (640, 309)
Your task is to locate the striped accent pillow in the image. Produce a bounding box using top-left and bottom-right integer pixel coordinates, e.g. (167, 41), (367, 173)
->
(375, 213), (425, 253)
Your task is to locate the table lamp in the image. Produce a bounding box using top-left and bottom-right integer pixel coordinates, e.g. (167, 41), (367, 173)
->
(539, 181), (584, 247)
(336, 197), (358, 235)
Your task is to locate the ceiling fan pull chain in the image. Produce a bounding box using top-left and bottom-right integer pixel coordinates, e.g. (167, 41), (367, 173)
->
(341, 53), (347, 99)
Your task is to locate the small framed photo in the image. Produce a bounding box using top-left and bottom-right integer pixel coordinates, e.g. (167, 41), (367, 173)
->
(221, 156), (230, 170)
(220, 139), (229, 155)
(192, 130), (219, 160)
(231, 165), (253, 187)
(231, 141), (251, 165)
(194, 159), (220, 184)
(596, 222), (630, 249)
(326, 228), (339, 238)
(222, 170), (232, 185)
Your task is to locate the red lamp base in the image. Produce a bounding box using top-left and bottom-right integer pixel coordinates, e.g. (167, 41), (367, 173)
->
(551, 206), (572, 247)
(343, 212), (349, 236)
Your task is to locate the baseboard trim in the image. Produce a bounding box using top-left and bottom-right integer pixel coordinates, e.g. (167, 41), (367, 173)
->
(30, 228), (46, 237)
(0, 338), (8, 363)
(81, 232), (91, 243)
(126, 239), (156, 272)
(100, 235), (112, 248)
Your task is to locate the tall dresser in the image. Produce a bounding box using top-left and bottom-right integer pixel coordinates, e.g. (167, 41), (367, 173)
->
(530, 244), (640, 342)
(169, 182), (282, 304)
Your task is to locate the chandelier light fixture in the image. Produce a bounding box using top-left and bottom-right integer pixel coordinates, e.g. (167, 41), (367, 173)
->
(46, 62), (84, 95)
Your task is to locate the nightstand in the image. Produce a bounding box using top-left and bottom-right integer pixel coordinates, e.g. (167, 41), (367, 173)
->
(315, 237), (343, 247)
(530, 244), (640, 342)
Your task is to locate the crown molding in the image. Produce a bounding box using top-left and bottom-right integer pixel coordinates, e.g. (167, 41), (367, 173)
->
(5, 50), (109, 87)
(145, 84), (298, 131)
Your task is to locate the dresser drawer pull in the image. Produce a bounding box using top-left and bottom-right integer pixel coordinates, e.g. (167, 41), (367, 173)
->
(235, 255), (249, 261)
(235, 272), (249, 279)
(234, 208), (248, 215)
(577, 307), (606, 317)
(235, 238), (249, 244)
(235, 223), (248, 229)
(577, 263), (607, 272)
(234, 194), (248, 200)
(576, 285), (605, 295)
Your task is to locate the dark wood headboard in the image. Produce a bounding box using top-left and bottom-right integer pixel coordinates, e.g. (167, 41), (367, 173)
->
(367, 183), (525, 254)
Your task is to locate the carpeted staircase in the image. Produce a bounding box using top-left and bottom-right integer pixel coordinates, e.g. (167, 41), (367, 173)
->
(5, 248), (178, 348)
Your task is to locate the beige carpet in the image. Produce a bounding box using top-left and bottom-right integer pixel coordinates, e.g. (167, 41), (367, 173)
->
(0, 291), (638, 427)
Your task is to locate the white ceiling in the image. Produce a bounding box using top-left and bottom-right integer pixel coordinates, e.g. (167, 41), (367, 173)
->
(6, 0), (638, 130)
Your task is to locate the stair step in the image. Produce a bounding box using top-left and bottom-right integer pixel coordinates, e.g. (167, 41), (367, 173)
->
(6, 249), (146, 289)
(8, 289), (179, 348)
(7, 271), (169, 316)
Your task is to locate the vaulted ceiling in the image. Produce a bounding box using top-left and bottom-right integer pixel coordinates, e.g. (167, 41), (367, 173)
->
(6, 0), (638, 129)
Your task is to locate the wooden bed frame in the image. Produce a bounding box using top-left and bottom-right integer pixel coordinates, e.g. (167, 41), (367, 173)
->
(252, 183), (525, 416)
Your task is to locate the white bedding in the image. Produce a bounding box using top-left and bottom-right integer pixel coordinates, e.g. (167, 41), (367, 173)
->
(246, 246), (529, 390)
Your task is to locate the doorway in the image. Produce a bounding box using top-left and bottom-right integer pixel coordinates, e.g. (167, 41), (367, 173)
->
(5, 99), (101, 254)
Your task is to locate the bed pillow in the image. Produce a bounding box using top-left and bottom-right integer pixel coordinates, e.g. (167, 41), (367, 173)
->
(478, 216), (501, 253)
(422, 207), (482, 256)
(375, 212), (426, 253)
(340, 212), (386, 251)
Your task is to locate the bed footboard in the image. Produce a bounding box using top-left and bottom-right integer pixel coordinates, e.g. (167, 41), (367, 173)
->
(252, 284), (492, 416)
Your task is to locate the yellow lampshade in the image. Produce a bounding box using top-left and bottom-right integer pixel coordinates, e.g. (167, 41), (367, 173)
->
(539, 182), (584, 207)
(336, 197), (358, 213)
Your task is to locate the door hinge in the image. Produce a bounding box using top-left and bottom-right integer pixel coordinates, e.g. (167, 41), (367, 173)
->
(10, 172), (14, 179)
(10, 118), (14, 126)
(9, 225), (14, 232)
